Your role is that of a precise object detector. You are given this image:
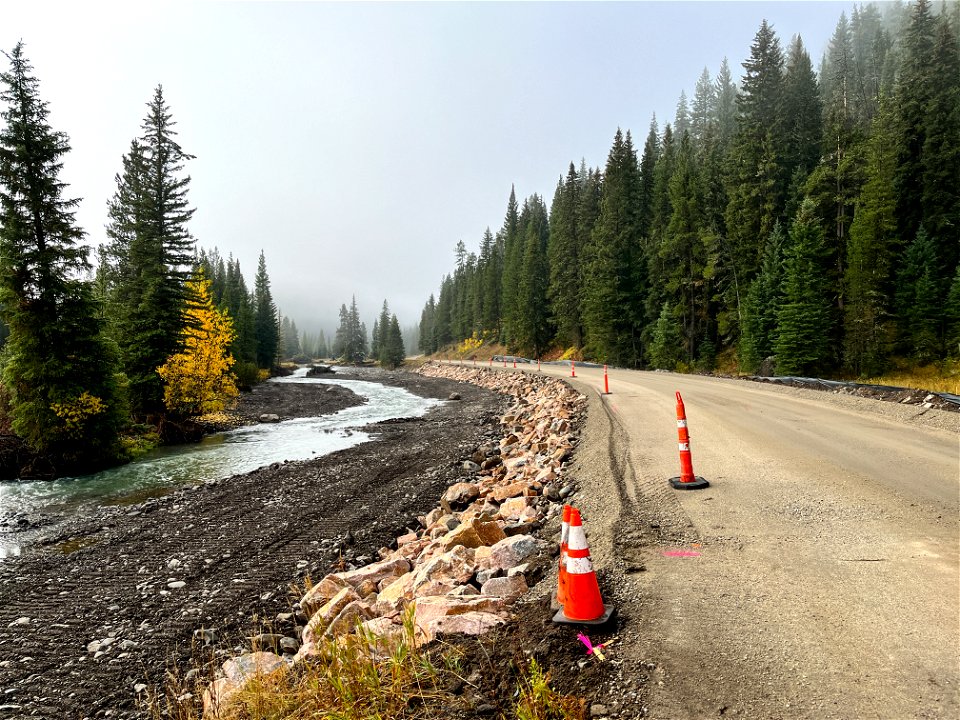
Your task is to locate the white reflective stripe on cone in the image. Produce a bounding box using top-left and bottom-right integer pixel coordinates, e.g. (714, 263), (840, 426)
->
(679, 443), (690, 451)
(677, 419), (687, 427)
(560, 521), (569, 544)
(567, 524), (588, 551)
(566, 555), (594, 574)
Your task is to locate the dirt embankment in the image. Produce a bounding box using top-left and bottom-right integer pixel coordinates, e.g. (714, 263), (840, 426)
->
(0, 370), (508, 719)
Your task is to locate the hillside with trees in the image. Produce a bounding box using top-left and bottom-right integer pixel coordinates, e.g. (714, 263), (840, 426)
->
(418, 0), (960, 380)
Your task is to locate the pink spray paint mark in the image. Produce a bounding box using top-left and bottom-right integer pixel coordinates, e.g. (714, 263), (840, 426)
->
(662, 550), (701, 557)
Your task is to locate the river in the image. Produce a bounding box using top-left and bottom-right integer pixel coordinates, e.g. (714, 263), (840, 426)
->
(0, 369), (440, 559)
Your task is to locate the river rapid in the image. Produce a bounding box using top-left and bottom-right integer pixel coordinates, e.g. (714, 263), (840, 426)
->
(0, 369), (440, 559)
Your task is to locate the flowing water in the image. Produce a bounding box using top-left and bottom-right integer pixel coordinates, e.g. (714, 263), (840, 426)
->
(0, 369), (440, 559)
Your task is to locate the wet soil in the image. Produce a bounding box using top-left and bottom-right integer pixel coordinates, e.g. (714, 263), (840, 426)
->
(0, 371), (509, 719)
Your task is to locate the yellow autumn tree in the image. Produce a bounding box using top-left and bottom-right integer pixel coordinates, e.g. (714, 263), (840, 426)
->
(158, 269), (239, 415)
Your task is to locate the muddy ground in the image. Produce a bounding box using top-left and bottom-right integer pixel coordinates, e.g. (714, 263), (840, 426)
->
(0, 369), (527, 719)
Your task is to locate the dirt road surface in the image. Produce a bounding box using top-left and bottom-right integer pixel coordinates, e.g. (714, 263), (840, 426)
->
(515, 362), (958, 719)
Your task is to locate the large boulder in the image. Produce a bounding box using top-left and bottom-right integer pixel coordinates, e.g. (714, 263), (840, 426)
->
(335, 557), (410, 592)
(486, 535), (540, 572)
(442, 482), (479, 507)
(439, 517), (506, 551)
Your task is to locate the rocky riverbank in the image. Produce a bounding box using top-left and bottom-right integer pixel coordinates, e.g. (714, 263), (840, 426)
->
(201, 362), (589, 716)
(0, 369), (507, 718)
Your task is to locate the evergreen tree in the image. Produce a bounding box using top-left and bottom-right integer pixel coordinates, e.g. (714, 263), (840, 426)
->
(376, 300), (391, 364)
(775, 200), (833, 375)
(726, 20), (787, 292)
(691, 68), (715, 149)
(515, 195), (552, 357)
(498, 187), (521, 346)
(674, 90), (691, 138)
(548, 164), (583, 348)
(945, 264), (960, 359)
(108, 86), (196, 415)
(254, 250), (279, 368)
(419, 295), (436, 354)
(920, 12), (960, 278)
(782, 35), (822, 185)
(582, 129), (646, 365)
(713, 58), (738, 144)
(382, 314), (405, 369)
(662, 131), (707, 364)
(739, 224), (786, 372)
(895, 228), (940, 362)
(648, 302), (684, 370)
(844, 99), (897, 376)
(894, 0), (938, 245)
(0, 43), (122, 468)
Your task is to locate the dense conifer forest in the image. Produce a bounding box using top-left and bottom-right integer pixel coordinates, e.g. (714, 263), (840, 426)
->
(418, 0), (960, 379)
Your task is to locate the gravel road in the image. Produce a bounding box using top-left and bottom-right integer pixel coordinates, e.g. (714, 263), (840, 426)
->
(511, 363), (958, 719)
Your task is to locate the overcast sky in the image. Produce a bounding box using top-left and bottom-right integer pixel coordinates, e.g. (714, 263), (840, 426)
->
(3, 1), (855, 336)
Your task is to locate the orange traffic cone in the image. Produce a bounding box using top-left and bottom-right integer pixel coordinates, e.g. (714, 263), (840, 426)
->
(669, 391), (709, 490)
(571, 360), (576, 378)
(555, 504), (572, 608)
(553, 508), (615, 625)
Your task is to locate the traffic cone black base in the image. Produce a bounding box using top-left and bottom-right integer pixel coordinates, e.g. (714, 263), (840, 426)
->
(669, 476), (709, 490)
(552, 605), (616, 626)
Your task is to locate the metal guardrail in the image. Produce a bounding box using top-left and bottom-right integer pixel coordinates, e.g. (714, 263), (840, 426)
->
(747, 375), (960, 407)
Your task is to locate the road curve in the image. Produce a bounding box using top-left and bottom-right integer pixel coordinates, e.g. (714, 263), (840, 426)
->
(500, 361), (959, 719)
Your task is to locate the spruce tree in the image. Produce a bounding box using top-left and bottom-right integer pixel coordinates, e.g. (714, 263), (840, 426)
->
(382, 314), (405, 369)
(945, 264), (960, 359)
(895, 228), (940, 363)
(739, 224), (786, 372)
(0, 43), (122, 469)
(582, 129), (646, 365)
(108, 86), (196, 415)
(498, 187), (521, 346)
(548, 164), (583, 348)
(515, 195), (552, 357)
(726, 20), (787, 290)
(376, 300), (390, 364)
(774, 200), (833, 375)
(253, 250), (279, 368)
(844, 99), (897, 376)
(648, 302), (684, 370)
(419, 295), (436, 354)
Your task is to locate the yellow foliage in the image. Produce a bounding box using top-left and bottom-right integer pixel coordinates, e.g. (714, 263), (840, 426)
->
(50, 391), (106, 438)
(158, 270), (240, 416)
(457, 332), (483, 357)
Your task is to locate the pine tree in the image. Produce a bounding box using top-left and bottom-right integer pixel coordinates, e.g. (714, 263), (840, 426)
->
(498, 187), (521, 346)
(0, 43), (122, 469)
(713, 58), (738, 145)
(775, 200), (833, 375)
(691, 68), (715, 149)
(253, 250), (279, 369)
(108, 86), (196, 415)
(158, 269), (238, 415)
(674, 90), (691, 138)
(782, 35), (822, 185)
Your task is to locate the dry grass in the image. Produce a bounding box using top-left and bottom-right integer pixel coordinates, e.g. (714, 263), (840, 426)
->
(150, 609), (586, 720)
(861, 360), (960, 395)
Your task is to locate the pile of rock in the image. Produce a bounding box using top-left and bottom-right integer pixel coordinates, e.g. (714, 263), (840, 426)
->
(202, 362), (586, 717)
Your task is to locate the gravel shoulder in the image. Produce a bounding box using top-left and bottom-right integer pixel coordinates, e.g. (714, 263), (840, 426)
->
(0, 371), (507, 719)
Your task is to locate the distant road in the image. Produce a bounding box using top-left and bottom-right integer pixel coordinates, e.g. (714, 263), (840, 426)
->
(483, 360), (960, 718)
